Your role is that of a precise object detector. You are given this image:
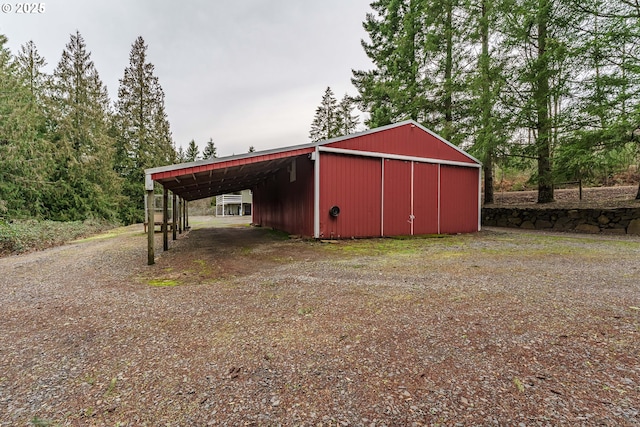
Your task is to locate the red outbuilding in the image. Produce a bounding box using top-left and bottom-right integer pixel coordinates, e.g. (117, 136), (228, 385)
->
(146, 120), (481, 243)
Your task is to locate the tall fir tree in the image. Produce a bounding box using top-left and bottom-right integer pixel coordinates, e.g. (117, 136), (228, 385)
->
(352, 0), (415, 127)
(13, 40), (53, 216)
(0, 37), (55, 219)
(113, 36), (175, 223)
(533, 0), (554, 203)
(353, 0), (471, 144)
(498, 0), (585, 202)
(47, 31), (121, 221)
(202, 137), (217, 159)
(185, 139), (199, 162)
(336, 94), (360, 136)
(0, 34), (28, 217)
(309, 87), (340, 142)
(465, 0), (510, 204)
(16, 41), (48, 104)
(175, 145), (186, 163)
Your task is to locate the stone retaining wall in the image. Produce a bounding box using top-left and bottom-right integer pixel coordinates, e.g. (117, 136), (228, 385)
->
(482, 207), (640, 235)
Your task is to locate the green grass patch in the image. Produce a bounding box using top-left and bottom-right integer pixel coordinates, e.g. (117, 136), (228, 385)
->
(479, 232), (633, 258)
(191, 259), (214, 276)
(104, 377), (118, 397)
(30, 417), (60, 427)
(321, 235), (456, 256)
(513, 377), (525, 393)
(148, 279), (179, 287)
(265, 228), (291, 240)
(71, 225), (134, 243)
(297, 306), (314, 316)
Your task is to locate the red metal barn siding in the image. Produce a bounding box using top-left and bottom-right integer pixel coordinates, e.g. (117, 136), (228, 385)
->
(412, 162), (440, 234)
(320, 153), (382, 238)
(327, 124), (475, 165)
(252, 180), (276, 228)
(253, 178), (284, 230)
(252, 156), (314, 236)
(382, 159), (412, 236)
(251, 187), (260, 224)
(439, 165), (479, 233)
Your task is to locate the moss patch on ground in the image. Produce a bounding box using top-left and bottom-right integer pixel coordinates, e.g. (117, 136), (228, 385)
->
(147, 279), (179, 287)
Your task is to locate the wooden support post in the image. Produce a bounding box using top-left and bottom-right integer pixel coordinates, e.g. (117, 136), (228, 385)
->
(178, 198), (183, 234)
(185, 201), (189, 229)
(146, 189), (155, 265)
(172, 192), (177, 240)
(183, 200), (187, 231)
(163, 187), (169, 251)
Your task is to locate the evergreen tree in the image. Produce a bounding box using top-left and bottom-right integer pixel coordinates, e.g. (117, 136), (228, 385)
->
(113, 36), (174, 223)
(533, 0), (555, 203)
(47, 31), (121, 221)
(12, 40), (53, 216)
(497, 0), (585, 202)
(353, 0), (471, 144)
(176, 145), (186, 163)
(202, 137), (217, 159)
(0, 34), (28, 217)
(465, 0), (510, 204)
(149, 81), (175, 164)
(352, 0), (416, 128)
(309, 87), (340, 142)
(16, 41), (48, 103)
(0, 37), (56, 219)
(336, 94), (360, 136)
(185, 139), (199, 161)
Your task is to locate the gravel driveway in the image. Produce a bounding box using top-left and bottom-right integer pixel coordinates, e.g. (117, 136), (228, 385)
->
(1, 217), (639, 426)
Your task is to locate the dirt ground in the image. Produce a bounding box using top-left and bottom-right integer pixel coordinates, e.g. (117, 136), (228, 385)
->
(0, 216), (639, 426)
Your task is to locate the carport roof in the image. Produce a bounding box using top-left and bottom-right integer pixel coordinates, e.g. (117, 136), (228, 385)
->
(146, 143), (315, 201)
(145, 120), (480, 201)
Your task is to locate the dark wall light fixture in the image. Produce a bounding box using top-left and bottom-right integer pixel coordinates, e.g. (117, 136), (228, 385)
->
(329, 206), (340, 218)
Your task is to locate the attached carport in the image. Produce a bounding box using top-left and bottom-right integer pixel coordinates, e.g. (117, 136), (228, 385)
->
(144, 145), (315, 265)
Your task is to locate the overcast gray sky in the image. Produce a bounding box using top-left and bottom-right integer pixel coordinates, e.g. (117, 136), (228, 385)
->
(0, 0), (373, 157)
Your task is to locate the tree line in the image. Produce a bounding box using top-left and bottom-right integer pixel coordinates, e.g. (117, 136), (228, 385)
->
(312, 0), (640, 201)
(3, 0), (640, 229)
(0, 32), (176, 224)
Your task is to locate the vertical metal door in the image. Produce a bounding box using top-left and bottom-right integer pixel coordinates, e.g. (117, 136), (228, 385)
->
(382, 159), (412, 236)
(320, 153), (382, 238)
(440, 165), (479, 233)
(412, 162), (439, 234)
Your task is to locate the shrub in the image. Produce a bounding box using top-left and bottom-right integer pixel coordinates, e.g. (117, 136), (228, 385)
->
(0, 219), (115, 255)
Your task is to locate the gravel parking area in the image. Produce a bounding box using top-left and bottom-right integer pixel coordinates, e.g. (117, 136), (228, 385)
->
(0, 217), (639, 426)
